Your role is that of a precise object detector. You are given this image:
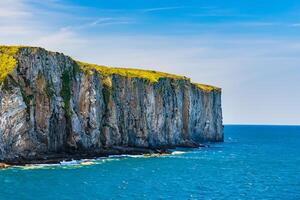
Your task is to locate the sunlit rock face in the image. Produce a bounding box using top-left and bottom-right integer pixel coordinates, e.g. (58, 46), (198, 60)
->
(0, 47), (223, 162)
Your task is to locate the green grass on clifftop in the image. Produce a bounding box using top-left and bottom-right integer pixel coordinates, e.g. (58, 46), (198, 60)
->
(76, 61), (190, 83)
(0, 46), (20, 83)
(77, 61), (220, 92)
(193, 83), (221, 92)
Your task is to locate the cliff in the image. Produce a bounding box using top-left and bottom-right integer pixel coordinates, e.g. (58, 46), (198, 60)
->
(0, 46), (223, 164)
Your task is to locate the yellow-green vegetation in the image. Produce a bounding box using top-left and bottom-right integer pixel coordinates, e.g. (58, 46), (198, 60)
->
(77, 61), (220, 92)
(193, 83), (221, 92)
(77, 61), (190, 83)
(0, 46), (20, 83)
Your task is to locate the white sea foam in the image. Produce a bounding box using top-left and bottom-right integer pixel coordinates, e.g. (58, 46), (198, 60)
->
(18, 163), (60, 170)
(109, 154), (145, 158)
(60, 160), (80, 165)
(126, 155), (145, 158)
(171, 151), (186, 155)
(11, 150), (189, 170)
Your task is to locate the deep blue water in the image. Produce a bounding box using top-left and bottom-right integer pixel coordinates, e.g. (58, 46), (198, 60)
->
(1, 125), (300, 200)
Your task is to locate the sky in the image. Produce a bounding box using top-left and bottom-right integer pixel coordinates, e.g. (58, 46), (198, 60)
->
(0, 0), (300, 125)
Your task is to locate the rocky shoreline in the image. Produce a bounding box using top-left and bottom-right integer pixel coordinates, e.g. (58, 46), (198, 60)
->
(0, 143), (210, 167)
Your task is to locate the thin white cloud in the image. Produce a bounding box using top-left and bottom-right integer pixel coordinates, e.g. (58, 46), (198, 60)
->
(290, 23), (300, 27)
(32, 28), (83, 47)
(141, 6), (184, 13)
(26, 0), (85, 11)
(191, 13), (250, 17)
(0, 0), (31, 18)
(0, 10), (31, 18)
(193, 21), (280, 27)
(88, 17), (134, 27)
(0, 26), (32, 35)
(0, 0), (38, 39)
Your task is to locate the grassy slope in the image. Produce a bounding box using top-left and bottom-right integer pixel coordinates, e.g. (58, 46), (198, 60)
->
(0, 46), (220, 92)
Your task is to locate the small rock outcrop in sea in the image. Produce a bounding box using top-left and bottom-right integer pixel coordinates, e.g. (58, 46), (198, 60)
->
(0, 46), (223, 164)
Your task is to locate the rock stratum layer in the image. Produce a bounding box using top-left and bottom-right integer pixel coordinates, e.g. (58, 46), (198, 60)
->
(0, 46), (223, 163)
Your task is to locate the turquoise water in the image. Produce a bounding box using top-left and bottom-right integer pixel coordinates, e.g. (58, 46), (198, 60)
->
(1, 125), (300, 200)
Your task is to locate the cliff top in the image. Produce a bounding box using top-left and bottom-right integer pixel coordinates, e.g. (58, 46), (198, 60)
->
(0, 45), (221, 92)
(76, 61), (190, 83)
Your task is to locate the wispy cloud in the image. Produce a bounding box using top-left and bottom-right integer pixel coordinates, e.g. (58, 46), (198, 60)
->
(191, 13), (251, 17)
(0, 0), (31, 18)
(88, 17), (134, 27)
(290, 23), (300, 27)
(33, 28), (83, 46)
(141, 6), (184, 13)
(0, 9), (31, 18)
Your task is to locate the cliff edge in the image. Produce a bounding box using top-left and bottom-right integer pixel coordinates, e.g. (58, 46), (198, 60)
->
(0, 46), (223, 164)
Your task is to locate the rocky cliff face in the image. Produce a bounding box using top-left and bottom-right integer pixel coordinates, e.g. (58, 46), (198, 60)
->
(0, 46), (223, 163)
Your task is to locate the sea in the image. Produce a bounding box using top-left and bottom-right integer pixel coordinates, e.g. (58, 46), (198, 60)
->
(0, 125), (299, 200)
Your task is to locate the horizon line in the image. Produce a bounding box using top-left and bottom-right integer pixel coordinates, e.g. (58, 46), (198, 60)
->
(224, 123), (300, 126)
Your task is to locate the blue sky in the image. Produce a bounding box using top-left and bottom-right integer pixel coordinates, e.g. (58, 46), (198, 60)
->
(1, 0), (300, 124)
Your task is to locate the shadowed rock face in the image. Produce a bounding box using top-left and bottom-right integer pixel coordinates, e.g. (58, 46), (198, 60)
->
(0, 47), (223, 162)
